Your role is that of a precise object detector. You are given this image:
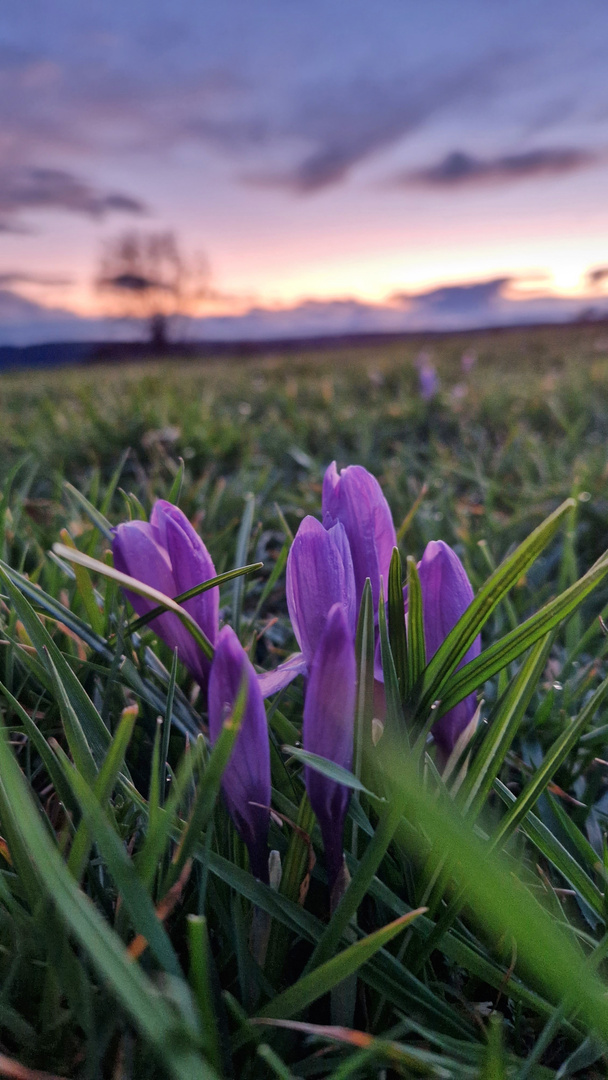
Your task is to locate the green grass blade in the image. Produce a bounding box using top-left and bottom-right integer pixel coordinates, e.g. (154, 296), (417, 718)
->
(125, 562), (263, 638)
(493, 781), (604, 918)
(353, 578), (374, 855)
(283, 746), (383, 801)
(100, 447), (131, 517)
(254, 541), (289, 617)
(58, 529), (105, 636)
(437, 553), (608, 717)
(0, 562), (112, 657)
(188, 915), (226, 1075)
(492, 672), (608, 849)
(68, 704), (138, 882)
(232, 492), (255, 637)
(387, 547), (408, 706)
(257, 909), (426, 1020)
(415, 498), (576, 716)
(0, 563), (112, 763)
(168, 457), (185, 504)
(459, 633), (553, 816)
(0, 721), (216, 1080)
(305, 783), (411, 973)
(378, 581), (406, 737)
(162, 679), (247, 892)
(64, 481), (114, 541)
(55, 743), (183, 977)
(406, 555), (426, 698)
(160, 649), (179, 807)
(0, 678), (78, 821)
(45, 648), (98, 785)
(136, 736), (207, 891)
(53, 542), (214, 660)
(375, 732), (608, 1042)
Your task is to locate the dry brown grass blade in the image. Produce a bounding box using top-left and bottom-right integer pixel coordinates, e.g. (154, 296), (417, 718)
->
(127, 858), (192, 961)
(0, 1054), (67, 1080)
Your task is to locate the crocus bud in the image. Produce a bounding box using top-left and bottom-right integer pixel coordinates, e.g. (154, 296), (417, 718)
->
(208, 626), (271, 882)
(303, 603), (357, 893)
(322, 462), (396, 616)
(286, 515), (356, 667)
(112, 500), (218, 690)
(417, 540), (481, 764)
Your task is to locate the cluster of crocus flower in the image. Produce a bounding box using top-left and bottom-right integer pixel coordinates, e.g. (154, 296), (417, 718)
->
(113, 501), (270, 881)
(112, 466), (480, 892)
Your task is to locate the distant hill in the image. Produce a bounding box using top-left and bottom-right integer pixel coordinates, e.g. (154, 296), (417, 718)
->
(0, 342), (98, 372)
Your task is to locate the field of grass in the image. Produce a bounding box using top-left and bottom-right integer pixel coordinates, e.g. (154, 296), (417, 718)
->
(2, 323), (608, 1078)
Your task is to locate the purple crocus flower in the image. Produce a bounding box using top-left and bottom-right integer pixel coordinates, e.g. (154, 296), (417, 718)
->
(287, 516), (355, 666)
(322, 462), (397, 616)
(417, 540), (481, 765)
(208, 625), (271, 882)
(112, 499), (218, 691)
(303, 603), (357, 894)
(418, 363), (439, 401)
(257, 515), (355, 697)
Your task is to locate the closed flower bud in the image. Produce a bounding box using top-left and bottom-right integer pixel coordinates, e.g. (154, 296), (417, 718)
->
(417, 540), (481, 764)
(112, 500), (218, 691)
(303, 603), (357, 893)
(286, 515), (356, 667)
(208, 626), (271, 882)
(322, 462), (396, 616)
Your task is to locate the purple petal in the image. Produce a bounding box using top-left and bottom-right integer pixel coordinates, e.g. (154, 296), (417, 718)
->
(286, 516), (355, 667)
(257, 652), (308, 698)
(322, 462), (396, 615)
(112, 502), (219, 691)
(113, 519), (192, 660)
(417, 540), (481, 761)
(152, 501), (219, 687)
(208, 626), (270, 881)
(303, 603), (357, 891)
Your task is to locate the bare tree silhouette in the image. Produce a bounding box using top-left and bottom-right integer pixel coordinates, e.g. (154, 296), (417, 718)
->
(97, 230), (210, 348)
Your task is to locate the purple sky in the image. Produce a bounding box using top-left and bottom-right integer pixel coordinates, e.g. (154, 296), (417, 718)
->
(2, 0), (608, 343)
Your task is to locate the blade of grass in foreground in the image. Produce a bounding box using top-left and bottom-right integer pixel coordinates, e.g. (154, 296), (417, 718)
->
(414, 497), (575, 717)
(67, 704), (138, 882)
(256, 909), (426, 1020)
(0, 564), (112, 763)
(457, 633), (553, 816)
(125, 561), (263, 638)
(436, 550), (608, 717)
(54, 742), (183, 978)
(232, 492), (255, 638)
(52, 543), (215, 660)
(409, 671), (608, 973)
(374, 731), (608, 1042)
(405, 555), (426, 699)
(387, 548), (408, 707)
(378, 582), (406, 737)
(0, 723), (217, 1080)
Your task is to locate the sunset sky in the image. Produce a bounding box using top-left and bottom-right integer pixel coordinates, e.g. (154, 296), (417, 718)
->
(2, 0), (608, 343)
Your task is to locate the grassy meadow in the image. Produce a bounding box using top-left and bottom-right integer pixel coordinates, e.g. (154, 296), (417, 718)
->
(2, 323), (608, 1077)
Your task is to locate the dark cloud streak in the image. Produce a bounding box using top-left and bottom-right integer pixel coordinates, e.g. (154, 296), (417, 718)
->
(399, 147), (598, 188)
(0, 271), (73, 287)
(241, 60), (514, 194)
(587, 265), (608, 286)
(0, 167), (147, 230)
